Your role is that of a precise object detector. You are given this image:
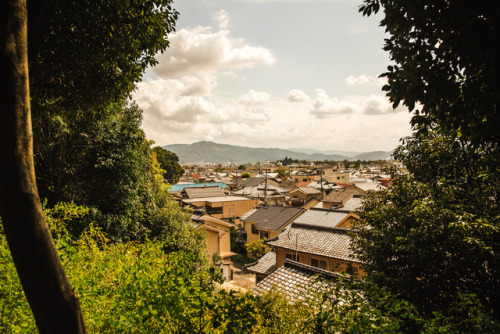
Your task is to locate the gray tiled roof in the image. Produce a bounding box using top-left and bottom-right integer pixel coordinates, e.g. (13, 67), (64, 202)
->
(183, 186), (225, 199)
(240, 208), (258, 220)
(245, 251), (276, 275)
(266, 224), (357, 262)
(245, 206), (305, 232)
(339, 197), (363, 212)
(292, 208), (349, 228)
(253, 260), (339, 303)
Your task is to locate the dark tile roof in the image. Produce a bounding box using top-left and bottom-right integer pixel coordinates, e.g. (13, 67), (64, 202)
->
(253, 259), (339, 303)
(322, 189), (359, 204)
(183, 186), (225, 199)
(266, 224), (358, 262)
(245, 251), (276, 275)
(245, 206), (305, 232)
(279, 179), (298, 191)
(237, 177), (265, 188)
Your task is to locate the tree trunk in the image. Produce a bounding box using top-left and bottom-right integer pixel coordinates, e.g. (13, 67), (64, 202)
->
(0, 1), (86, 333)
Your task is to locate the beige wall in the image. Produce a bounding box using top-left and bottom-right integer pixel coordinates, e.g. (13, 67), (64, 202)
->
(325, 172), (351, 184)
(205, 229), (220, 261)
(292, 174), (321, 183)
(275, 247), (363, 276)
(202, 217), (233, 261)
(191, 198), (257, 219)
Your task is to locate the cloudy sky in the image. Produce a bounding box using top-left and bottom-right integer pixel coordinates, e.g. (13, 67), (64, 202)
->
(132, 0), (414, 152)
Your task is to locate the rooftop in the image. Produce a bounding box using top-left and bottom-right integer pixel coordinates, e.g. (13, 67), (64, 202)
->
(183, 186), (225, 199)
(182, 196), (255, 203)
(266, 224), (357, 262)
(244, 206), (305, 232)
(253, 259), (339, 303)
(292, 208), (351, 228)
(245, 251), (276, 275)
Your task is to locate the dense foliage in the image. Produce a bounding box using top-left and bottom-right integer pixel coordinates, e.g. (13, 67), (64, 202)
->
(354, 0), (500, 331)
(353, 132), (500, 330)
(28, 0), (178, 111)
(153, 146), (185, 184)
(359, 0), (500, 173)
(0, 206), (409, 333)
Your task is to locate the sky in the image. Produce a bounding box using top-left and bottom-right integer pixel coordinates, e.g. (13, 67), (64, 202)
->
(132, 0), (414, 152)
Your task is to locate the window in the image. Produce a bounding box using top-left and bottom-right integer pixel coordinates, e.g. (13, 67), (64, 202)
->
(260, 231), (269, 239)
(303, 178), (307, 182)
(311, 258), (327, 270)
(285, 253), (300, 262)
(251, 224), (258, 234)
(337, 176), (340, 180)
(207, 206), (223, 214)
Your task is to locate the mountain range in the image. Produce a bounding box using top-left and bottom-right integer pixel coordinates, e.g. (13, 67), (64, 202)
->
(164, 141), (392, 164)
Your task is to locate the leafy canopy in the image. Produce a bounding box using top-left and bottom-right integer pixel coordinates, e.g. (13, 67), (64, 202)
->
(359, 0), (500, 172)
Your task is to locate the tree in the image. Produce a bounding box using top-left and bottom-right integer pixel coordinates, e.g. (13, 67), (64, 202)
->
(238, 165), (247, 170)
(0, 1), (85, 332)
(241, 172), (251, 179)
(353, 132), (500, 327)
(1, 0), (179, 331)
(153, 146), (184, 184)
(275, 167), (288, 178)
(360, 0), (500, 173)
(355, 1), (500, 327)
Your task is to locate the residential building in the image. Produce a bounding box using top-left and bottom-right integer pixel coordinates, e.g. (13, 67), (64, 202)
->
(182, 196), (257, 220)
(242, 206), (305, 244)
(244, 251), (276, 283)
(320, 188), (362, 209)
(289, 187), (322, 205)
(253, 259), (340, 303)
(194, 215), (236, 280)
(265, 222), (362, 275)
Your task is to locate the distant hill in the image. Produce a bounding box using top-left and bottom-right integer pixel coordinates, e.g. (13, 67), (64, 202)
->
(288, 148), (361, 157)
(164, 141), (392, 164)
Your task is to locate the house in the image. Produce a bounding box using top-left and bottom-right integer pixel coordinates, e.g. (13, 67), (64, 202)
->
(289, 187), (322, 205)
(292, 207), (360, 229)
(194, 215), (236, 281)
(320, 188), (362, 209)
(168, 182), (228, 192)
(182, 196), (257, 220)
(265, 222), (362, 275)
(323, 170), (351, 184)
(241, 206), (305, 244)
(233, 183), (288, 206)
(353, 182), (386, 194)
(181, 186), (225, 199)
(244, 251), (276, 283)
(253, 259), (340, 303)
(337, 196), (363, 213)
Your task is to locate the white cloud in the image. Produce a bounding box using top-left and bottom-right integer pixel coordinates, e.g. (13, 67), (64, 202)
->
(310, 89), (358, 118)
(152, 26), (276, 78)
(345, 75), (388, 88)
(213, 9), (230, 29)
(363, 95), (401, 115)
(133, 8), (412, 152)
(239, 90), (270, 105)
(287, 89), (310, 102)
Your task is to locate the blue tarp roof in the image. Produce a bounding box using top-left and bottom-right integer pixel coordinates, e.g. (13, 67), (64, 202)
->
(168, 182), (228, 192)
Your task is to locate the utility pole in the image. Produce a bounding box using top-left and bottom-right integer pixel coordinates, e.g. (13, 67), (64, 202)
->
(264, 169), (268, 206)
(320, 167), (324, 200)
